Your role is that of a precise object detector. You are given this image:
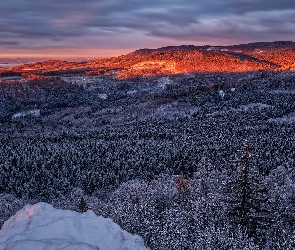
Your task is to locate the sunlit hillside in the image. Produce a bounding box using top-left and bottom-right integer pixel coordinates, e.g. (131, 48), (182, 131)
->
(1, 41), (295, 80)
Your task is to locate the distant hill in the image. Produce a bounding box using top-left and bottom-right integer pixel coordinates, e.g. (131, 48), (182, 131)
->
(1, 41), (295, 79)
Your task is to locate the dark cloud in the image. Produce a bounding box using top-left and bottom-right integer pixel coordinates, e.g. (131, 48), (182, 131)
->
(0, 40), (21, 46)
(228, 0), (295, 14)
(0, 0), (294, 56)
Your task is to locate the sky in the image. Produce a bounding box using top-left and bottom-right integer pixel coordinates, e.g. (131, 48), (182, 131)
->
(0, 0), (295, 59)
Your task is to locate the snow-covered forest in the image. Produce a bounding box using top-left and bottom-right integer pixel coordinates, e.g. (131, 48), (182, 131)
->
(1, 70), (295, 249)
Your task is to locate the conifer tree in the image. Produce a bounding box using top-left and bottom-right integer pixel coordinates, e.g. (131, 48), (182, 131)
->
(78, 197), (88, 213)
(226, 140), (270, 245)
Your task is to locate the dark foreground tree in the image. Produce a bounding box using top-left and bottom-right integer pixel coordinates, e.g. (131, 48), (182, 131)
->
(226, 140), (271, 245)
(78, 197), (88, 213)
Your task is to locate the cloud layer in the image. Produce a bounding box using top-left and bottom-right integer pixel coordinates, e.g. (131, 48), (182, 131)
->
(1, 0), (294, 57)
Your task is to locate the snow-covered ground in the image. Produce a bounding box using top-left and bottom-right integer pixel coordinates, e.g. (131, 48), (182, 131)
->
(0, 202), (149, 250)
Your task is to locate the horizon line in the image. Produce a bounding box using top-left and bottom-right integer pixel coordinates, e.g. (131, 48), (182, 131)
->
(1, 40), (294, 60)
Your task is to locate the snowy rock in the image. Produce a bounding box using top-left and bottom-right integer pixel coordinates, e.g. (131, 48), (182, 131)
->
(0, 202), (149, 250)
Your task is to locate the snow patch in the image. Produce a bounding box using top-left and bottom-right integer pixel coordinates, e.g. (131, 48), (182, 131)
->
(268, 113), (295, 124)
(98, 93), (108, 100)
(12, 109), (40, 119)
(238, 103), (270, 111)
(0, 202), (149, 250)
(157, 77), (172, 88)
(207, 103), (271, 117)
(61, 76), (103, 89)
(267, 90), (295, 95)
(127, 90), (138, 95)
(153, 101), (199, 120)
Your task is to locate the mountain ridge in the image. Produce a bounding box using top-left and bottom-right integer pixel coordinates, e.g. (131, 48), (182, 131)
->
(1, 41), (295, 79)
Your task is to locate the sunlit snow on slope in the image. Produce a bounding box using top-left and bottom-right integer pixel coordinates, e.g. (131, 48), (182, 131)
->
(0, 202), (149, 250)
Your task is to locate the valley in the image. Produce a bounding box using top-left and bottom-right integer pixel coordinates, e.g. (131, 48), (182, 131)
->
(1, 42), (295, 249)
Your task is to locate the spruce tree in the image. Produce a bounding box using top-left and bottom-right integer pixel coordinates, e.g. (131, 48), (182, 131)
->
(226, 140), (270, 245)
(78, 197), (88, 213)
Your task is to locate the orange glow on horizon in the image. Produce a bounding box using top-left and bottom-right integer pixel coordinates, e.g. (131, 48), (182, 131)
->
(0, 48), (134, 59)
(0, 39), (249, 60)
